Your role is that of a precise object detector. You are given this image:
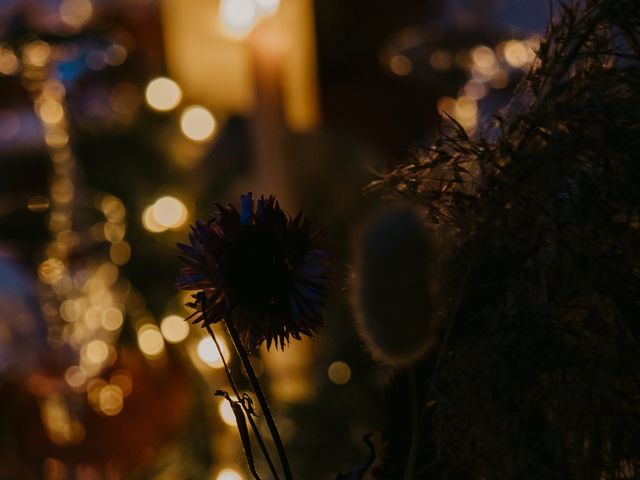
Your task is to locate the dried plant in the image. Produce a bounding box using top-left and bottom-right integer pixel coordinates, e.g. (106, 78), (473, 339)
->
(368, 1), (640, 478)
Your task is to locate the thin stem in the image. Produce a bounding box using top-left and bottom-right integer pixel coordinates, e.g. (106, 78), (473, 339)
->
(205, 323), (280, 480)
(224, 314), (294, 480)
(403, 368), (419, 480)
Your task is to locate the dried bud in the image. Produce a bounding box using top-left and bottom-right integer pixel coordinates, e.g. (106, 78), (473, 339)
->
(351, 204), (437, 366)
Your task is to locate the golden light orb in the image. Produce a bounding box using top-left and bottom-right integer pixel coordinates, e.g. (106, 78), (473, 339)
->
(218, 399), (237, 426)
(216, 468), (243, 480)
(328, 361), (351, 385)
(197, 336), (229, 368)
(145, 77), (182, 112)
(137, 324), (165, 358)
(220, 0), (258, 36)
(160, 315), (190, 343)
(180, 106), (216, 142)
(151, 196), (188, 229)
(59, 0), (93, 29)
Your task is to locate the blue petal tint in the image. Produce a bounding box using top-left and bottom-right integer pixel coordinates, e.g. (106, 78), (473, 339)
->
(240, 192), (254, 225)
(176, 193), (329, 350)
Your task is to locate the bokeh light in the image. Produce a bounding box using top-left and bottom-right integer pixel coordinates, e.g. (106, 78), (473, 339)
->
(197, 336), (230, 368)
(389, 54), (412, 76)
(220, 0), (258, 36)
(64, 366), (87, 388)
(218, 399), (237, 426)
(216, 468), (243, 480)
(85, 339), (109, 364)
(98, 385), (124, 416)
(160, 314), (190, 343)
(101, 307), (124, 331)
(328, 361), (351, 385)
(145, 77), (182, 112)
(180, 106), (216, 142)
(255, 0), (280, 14)
(137, 324), (165, 358)
(59, 0), (94, 29)
(152, 196), (188, 229)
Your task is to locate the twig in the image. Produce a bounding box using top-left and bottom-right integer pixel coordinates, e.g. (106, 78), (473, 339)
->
(204, 323), (281, 480)
(225, 313), (294, 480)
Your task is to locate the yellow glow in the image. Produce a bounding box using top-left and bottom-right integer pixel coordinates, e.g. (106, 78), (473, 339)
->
(84, 305), (104, 329)
(471, 45), (496, 68)
(101, 307), (124, 331)
(27, 195), (49, 213)
(24, 41), (51, 67)
(110, 370), (133, 397)
(51, 178), (74, 204)
(197, 336), (229, 368)
(87, 379), (107, 407)
(489, 69), (509, 89)
(42, 79), (65, 99)
(137, 324), (165, 357)
(145, 77), (182, 112)
(39, 100), (64, 124)
(429, 49), (452, 71)
(0, 47), (18, 75)
(464, 79), (488, 100)
(216, 468), (243, 480)
(96, 262), (119, 285)
(110, 241), (131, 265)
(60, 0), (93, 28)
(142, 205), (167, 233)
(151, 196), (188, 229)
(436, 96), (457, 117)
(39, 258), (65, 284)
(503, 40), (529, 68)
(99, 385), (123, 416)
(220, 0), (258, 36)
(85, 339), (109, 364)
(389, 54), (412, 76)
(160, 315), (190, 343)
(44, 130), (69, 148)
(455, 96), (478, 123)
(180, 106), (216, 142)
(218, 399), (237, 426)
(100, 196), (125, 222)
(328, 361), (351, 385)
(104, 221), (125, 242)
(255, 0), (280, 14)
(64, 366), (87, 388)
(60, 299), (82, 322)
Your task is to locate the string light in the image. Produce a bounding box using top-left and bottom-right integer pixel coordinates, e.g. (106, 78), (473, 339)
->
(327, 361), (351, 385)
(145, 77), (182, 112)
(59, 0), (94, 29)
(219, 0), (259, 36)
(180, 106), (216, 142)
(152, 196), (188, 229)
(142, 196), (189, 232)
(160, 315), (190, 343)
(137, 324), (165, 358)
(216, 469), (243, 480)
(218, 399), (237, 426)
(196, 336), (230, 368)
(255, 0), (280, 14)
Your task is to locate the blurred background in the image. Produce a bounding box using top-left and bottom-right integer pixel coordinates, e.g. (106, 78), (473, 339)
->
(0, 0), (546, 478)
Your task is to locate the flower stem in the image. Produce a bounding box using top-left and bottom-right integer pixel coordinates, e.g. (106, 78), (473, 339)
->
(224, 314), (294, 480)
(403, 367), (419, 480)
(205, 323), (280, 480)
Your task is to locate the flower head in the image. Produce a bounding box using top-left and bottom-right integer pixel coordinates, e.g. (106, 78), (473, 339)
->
(177, 193), (329, 350)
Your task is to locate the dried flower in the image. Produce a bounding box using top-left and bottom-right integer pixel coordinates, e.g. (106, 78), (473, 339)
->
(177, 193), (329, 350)
(351, 204), (437, 366)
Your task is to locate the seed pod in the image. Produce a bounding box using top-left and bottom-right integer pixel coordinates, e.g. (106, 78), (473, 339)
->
(351, 204), (437, 366)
